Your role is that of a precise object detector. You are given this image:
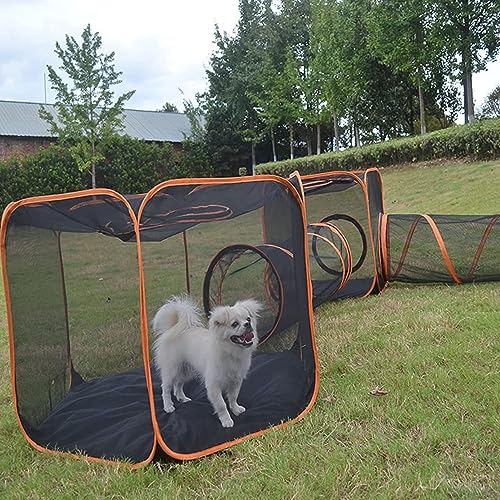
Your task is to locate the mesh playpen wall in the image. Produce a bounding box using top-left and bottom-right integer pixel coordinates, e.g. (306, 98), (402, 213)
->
(1, 177), (318, 466)
(1, 167), (498, 466)
(289, 168), (498, 305)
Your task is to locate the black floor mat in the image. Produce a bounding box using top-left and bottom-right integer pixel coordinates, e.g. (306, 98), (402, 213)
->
(313, 277), (374, 306)
(24, 351), (309, 463)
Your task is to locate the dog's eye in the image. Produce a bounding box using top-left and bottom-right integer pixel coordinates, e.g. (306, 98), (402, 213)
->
(231, 321), (239, 328)
(246, 316), (251, 322)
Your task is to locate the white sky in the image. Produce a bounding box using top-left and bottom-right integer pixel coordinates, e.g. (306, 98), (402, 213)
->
(0, 0), (498, 120)
(0, 0), (240, 111)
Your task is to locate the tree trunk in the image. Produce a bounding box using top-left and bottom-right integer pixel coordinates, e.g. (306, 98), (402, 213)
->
(408, 93), (415, 134)
(462, 51), (475, 123)
(463, 74), (468, 123)
(91, 139), (96, 189)
(306, 127), (312, 156)
(251, 142), (256, 175)
(271, 128), (277, 162)
(316, 123), (321, 155)
(465, 66), (475, 123)
(354, 124), (361, 148)
(333, 112), (340, 151)
(417, 82), (427, 135)
(289, 123), (294, 160)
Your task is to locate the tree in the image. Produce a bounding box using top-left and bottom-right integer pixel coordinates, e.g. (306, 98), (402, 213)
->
(433, 0), (500, 123)
(366, 0), (448, 135)
(317, 0), (378, 147)
(40, 24), (135, 188)
(248, 54), (282, 161)
(479, 84), (500, 118)
(311, 0), (347, 151)
(182, 94), (206, 142)
(158, 101), (179, 113)
(279, 0), (316, 154)
(276, 49), (303, 159)
(201, 1), (268, 174)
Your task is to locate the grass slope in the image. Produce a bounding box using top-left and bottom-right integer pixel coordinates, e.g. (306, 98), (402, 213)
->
(0, 160), (499, 499)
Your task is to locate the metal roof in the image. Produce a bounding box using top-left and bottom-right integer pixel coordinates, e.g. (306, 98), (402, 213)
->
(0, 100), (193, 143)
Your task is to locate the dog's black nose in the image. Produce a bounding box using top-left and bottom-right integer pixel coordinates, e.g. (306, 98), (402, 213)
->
(244, 319), (251, 327)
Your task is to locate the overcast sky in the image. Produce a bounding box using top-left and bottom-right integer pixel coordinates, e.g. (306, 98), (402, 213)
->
(0, 0), (498, 120)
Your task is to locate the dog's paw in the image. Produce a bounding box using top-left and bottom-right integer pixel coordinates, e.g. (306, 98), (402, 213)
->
(177, 395), (191, 403)
(231, 404), (246, 416)
(163, 402), (175, 413)
(220, 415), (234, 428)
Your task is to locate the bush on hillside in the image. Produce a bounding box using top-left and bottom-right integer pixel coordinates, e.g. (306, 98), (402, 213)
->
(256, 118), (500, 177)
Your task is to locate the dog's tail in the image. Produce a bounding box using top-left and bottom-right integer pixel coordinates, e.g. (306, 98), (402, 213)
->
(152, 296), (203, 340)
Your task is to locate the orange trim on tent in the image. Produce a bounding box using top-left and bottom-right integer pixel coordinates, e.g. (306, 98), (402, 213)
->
(380, 214), (390, 281)
(467, 215), (499, 279)
(421, 215), (462, 284)
(307, 231), (347, 294)
(0, 189), (157, 469)
(392, 216), (422, 278)
(298, 170), (379, 298)
(289, 170), (305, 201)
(137, 174), (319, 461)
(388, 214), (462, 284)
(325, 222), (353, 288)
(308, 222), (352, 290)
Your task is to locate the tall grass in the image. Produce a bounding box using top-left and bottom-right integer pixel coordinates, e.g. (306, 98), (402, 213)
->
(0, 160), (499, 499)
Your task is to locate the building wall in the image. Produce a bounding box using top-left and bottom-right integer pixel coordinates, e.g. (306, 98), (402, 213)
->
(0, 136), (53, 161)
(0, 135), (183, 162)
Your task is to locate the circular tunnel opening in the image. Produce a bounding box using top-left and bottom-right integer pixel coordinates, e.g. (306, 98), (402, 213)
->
(203, 244), (294, 343)
(320, 214), (367, 273)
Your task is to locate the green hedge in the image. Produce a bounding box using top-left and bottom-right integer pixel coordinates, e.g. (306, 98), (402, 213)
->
(0, 135), (219, 212)
(256, 118), (500, 177)
(96, 136), (177, 193)
(0, 137), (180, 211)
(0, 145), (86, 211)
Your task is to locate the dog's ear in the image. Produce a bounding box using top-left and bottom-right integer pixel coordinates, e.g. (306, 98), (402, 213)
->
(209, 306), (229, 328)
(236, 299), (263, 318)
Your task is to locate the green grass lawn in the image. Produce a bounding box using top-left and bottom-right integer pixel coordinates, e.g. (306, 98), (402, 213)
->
(1, 160), (499, 498)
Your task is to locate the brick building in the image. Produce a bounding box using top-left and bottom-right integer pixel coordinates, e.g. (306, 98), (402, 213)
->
(0, 100), (193, 161)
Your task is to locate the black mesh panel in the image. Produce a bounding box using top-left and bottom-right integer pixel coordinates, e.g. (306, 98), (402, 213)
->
(303, 175), (376, 300)
(141, 179), (315, 455)
(6, 225), (70, 427)
(387, 214), (500, 283)
(4, 195), (153, 464)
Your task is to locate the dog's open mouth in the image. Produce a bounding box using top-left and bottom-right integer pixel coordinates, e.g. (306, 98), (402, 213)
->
(230, 330), (254, 347)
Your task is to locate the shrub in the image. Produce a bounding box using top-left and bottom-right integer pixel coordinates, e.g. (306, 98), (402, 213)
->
(174, 138), (217, 179)
(256, 118), (500, 177)
(97, 136), (177, 193)
(0, 144), (86, 211)
(0, 136), (180, 211)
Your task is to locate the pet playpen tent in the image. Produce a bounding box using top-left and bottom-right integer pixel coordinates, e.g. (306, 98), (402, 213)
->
(289, 168), (386, 306)
(290, 168), (498, 296)
(1, 176), (318, 466)
(2, 167), (498, 467)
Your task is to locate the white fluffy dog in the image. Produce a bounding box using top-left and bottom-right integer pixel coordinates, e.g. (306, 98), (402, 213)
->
(153, 296), (262, 428)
